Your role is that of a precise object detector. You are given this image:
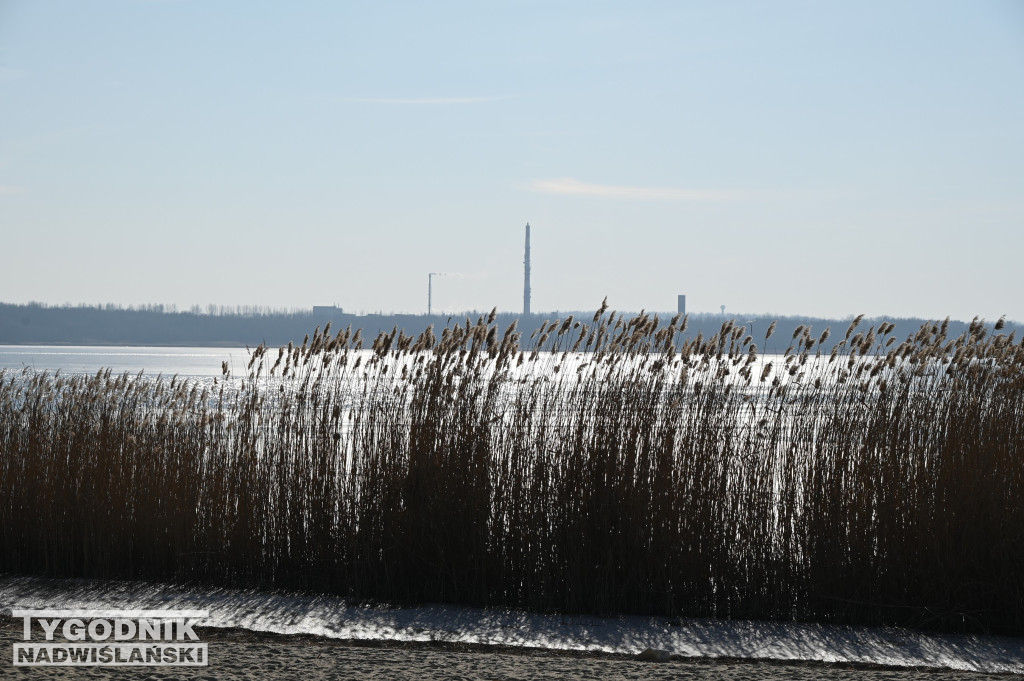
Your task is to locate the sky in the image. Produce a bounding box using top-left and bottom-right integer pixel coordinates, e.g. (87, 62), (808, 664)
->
(1, 1), (1022, 321)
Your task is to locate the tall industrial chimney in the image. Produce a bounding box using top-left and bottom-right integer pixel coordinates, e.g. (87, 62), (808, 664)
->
(523, 223), (531, 316)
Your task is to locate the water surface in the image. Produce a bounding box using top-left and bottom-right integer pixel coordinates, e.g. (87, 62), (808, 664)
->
(0, 345), (246, 377)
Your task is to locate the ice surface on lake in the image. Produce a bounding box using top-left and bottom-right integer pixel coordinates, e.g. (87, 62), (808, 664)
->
(2, 576), (1022, 674)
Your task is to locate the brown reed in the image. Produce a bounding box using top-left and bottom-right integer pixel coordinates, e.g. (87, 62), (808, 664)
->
(0, 309), (1021, 634)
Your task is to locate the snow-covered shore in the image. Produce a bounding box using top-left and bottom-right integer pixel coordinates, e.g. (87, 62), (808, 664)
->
(2, 575), (1021, 675)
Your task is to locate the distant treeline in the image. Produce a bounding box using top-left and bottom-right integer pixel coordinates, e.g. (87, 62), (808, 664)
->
(0, 301), (1014, 351)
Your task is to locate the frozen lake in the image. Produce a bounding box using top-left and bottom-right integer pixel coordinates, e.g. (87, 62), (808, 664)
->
(0, 345), (246, 377)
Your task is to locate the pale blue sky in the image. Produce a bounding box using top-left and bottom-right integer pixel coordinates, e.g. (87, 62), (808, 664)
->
(1, 1), (1022, 320)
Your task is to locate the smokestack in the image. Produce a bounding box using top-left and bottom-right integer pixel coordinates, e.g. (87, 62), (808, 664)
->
(523, 223), (531, 316)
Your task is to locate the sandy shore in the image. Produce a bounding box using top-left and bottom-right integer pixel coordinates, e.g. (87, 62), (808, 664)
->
(3, 617), (1020, 680)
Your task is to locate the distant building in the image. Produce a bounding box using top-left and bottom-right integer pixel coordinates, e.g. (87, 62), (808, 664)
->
(677, 295), (686, 317)
(313, 305), (344, 317)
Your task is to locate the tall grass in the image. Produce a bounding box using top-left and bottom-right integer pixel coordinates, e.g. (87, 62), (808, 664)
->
(1, 306), (1022, 634)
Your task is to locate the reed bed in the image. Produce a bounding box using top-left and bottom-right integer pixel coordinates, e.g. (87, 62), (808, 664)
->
(1, 305), (1022, 634)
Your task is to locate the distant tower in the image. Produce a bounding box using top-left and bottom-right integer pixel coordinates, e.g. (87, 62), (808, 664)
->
(677, 295), (686, 317)
(523, 223), (531, 316)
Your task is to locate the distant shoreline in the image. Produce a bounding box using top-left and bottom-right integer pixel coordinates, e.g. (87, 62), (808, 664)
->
(0, 301), (1012, 351)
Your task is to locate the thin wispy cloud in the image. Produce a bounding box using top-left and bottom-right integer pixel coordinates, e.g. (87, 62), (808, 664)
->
(528, 177), (747, 201)
(346, 95), (510, 105)
(0, 186), (24, 196)
(0, 68), (24, 82)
